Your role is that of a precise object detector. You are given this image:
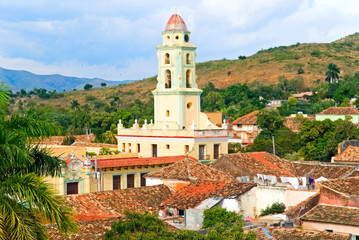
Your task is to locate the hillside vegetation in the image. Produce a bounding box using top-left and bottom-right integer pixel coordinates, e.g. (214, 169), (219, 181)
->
(10, 32), (359, 109)
(4, 32), (359, 144)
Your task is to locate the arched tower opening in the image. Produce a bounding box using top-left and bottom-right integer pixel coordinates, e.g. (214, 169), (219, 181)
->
(186, 53), (191, 64)
(186, 69), (192, 88)
(165, 53), (170, 64)
(165, 69), (172, 88)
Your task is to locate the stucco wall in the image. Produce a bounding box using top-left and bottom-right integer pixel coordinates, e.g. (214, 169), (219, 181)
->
(319, 186), (359, 207)
(218, 199), (240, 213)
(285, 189), (317, 208)
(302, 221), (359, 236)
(185, 209), (204, 231)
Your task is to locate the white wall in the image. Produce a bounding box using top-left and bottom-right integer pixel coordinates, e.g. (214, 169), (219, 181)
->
(219, 199), (240, 213)
(145, 177), (163, 186)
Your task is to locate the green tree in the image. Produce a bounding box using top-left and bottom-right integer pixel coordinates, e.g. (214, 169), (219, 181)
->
(84, 83), (93, 90)
(256, 108), (284, 133)
(260, 202), (286, 216)
(325, 63), (340, 84)
(0, 87), (77, 239)
(70, 100), (80, 110)
(101, 82), (107, 87)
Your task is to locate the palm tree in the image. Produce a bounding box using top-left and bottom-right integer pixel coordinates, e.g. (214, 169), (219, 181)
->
(325, 63), (340, 84)
(70, 100), (80, 110)
(0, 86), (77, 239)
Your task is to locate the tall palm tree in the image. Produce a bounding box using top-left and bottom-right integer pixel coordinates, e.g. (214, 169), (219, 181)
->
(325, 63), (340, 84)
(0, 86), (77, 239)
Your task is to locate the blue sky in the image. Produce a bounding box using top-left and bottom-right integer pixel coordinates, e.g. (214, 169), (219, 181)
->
(1, 0), (359, 81)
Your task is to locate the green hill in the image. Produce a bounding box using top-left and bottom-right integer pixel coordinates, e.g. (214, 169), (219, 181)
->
(9, 32), (359, 109)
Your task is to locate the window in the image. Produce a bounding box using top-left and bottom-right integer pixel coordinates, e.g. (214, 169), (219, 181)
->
(127, 174), (135, 188)
(122, 143), (125, 152)
(113, 175), (121, 190)
(175, 35), (179, 40)
(214, 144), (220, 159)
(66, 182), (78, 195)
(185, 145), (189, 154)
(186, 70), (192, 88)
(186, 53), (191, 64)
(199, 145), (205, 160)
(166, 144), (170, 150)
(166, 110), (170, 117)
(140, 173), (147, 187)
(186, 102), (193, 109)
(178, 209), (185, 216)
(128, 143), (131, 153)
(152, 144), (157, 157)
(165, 53), (170, 64)
(165, 69), (171, 88)
(137, 143), (140, 153)
(325, 229), (333, 233)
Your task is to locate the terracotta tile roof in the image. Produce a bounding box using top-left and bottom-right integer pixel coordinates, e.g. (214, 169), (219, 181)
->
(212, 152), (296, 179)
(47, 218), (118, 240)
(333, 146), (359, 163)
(348, 170), (359, 177)
(40, 134), (96, 145)
(145, 158), (234, 182)
(301, 204), (359, 226)
(248, 227), (351, 240)
(67, 185), (173, 221)
(293, 162), (355, 179)
(91, 155), (187, 168)
(319, 177), (359, 197)
(317, 107), (359, 115)
(232, 111), (259, 125)
(161, 180), (256, 210)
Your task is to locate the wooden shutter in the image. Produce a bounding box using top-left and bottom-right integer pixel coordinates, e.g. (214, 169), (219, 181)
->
(140, 173), (146, 187)
(67, 182), (78, 195)
(113, 175), (121, 190)
(127, 174), (135, 188)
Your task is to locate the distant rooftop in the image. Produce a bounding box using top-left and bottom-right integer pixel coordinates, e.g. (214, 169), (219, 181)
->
(319, 177), (359, 197)
(145, 158), (234, 182)
(232, 110), (259, 125)
(333, 146), (359, 163)
(317, 107), (359, 115)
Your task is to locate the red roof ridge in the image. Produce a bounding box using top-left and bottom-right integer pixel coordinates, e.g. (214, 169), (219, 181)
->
(247, 152), (295, 177)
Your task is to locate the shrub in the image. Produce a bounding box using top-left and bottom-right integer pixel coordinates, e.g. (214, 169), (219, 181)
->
(297, 67), (304, 74)
(260, 202), (286, 216)
(85, 94), (97, 102)
(62, 135), (76, 145)
(84, 83), (93, 90)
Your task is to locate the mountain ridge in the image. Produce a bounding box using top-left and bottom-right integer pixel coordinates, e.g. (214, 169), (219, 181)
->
(0, 67), (132, 91)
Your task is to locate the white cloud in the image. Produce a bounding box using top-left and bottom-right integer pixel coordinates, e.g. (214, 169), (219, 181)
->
(1, 0), (359, 80)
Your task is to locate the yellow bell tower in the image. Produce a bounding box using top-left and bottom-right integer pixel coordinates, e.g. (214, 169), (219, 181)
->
(152, 14), (202, 130)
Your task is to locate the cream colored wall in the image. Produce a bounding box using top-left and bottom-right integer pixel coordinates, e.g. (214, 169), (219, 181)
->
(100, 165), (164, 191)
(184, 94), (200, 129)
(116, 136), (227, 160)
(155, 94), (181, 129)
(302, 221), (359, 235)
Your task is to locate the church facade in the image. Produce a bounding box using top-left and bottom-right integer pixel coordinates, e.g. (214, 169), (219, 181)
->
(116, 14), (229, 162)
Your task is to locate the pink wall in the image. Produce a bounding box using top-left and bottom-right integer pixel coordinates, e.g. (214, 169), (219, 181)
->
(319, 186), (359, 208)
(302, 221), (359, 236)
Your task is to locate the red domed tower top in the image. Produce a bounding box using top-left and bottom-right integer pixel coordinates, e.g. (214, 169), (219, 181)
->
(165, 14), (188, 31)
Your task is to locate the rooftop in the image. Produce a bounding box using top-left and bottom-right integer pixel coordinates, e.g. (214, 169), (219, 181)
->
(232, 111), (259, 125)
(319, 177), (359, 197)
(317, 107), (359, 115)
(47, 218), (118, 240)
(213, 152), (296, 179)
(248, 227), (351, 240)
(332, 146), (359, 163)
(66, 184), (173, 221)
(145, 158), (234, 182)
(293, 162), (355, 179)
(91, 155), (187, 168)
(161, 180), (255, 210)
(165, 14), (188, 31)
(301, 204), (359, 226)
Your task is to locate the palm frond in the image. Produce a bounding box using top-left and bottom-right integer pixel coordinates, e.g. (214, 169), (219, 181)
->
(0, 174), (78, 235)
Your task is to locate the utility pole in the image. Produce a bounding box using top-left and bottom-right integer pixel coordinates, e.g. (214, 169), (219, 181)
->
(272, 135), (276, 156)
